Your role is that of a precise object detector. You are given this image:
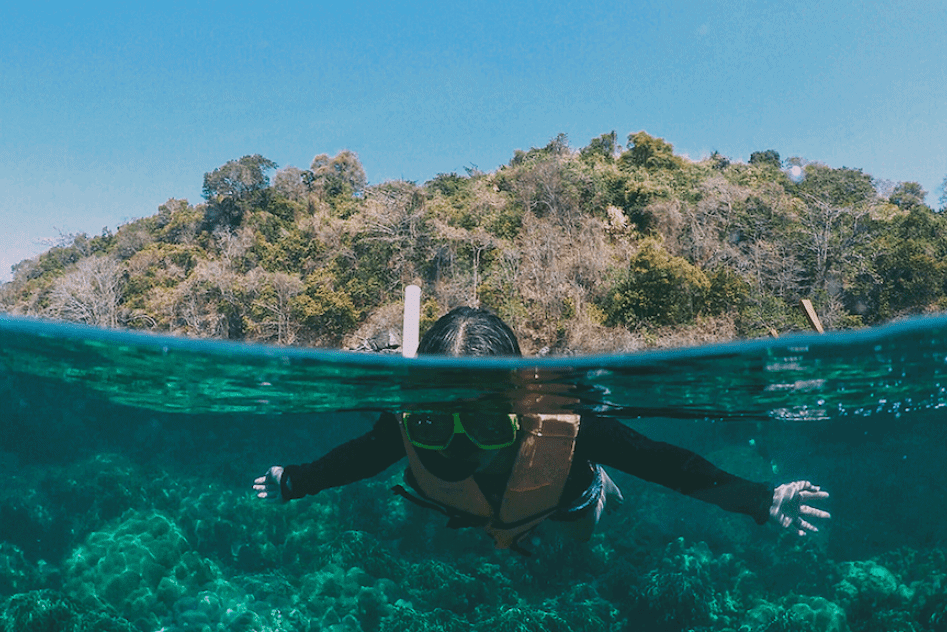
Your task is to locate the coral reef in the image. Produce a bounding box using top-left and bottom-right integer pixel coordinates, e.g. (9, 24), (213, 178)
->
(0, 589), (137, 632)
(0, 543), (51, 597)
(741, 594), (849, 632)
(1, 429), (945, 632)
(633, 537), (746, 630)
(63, 510), (219, 630)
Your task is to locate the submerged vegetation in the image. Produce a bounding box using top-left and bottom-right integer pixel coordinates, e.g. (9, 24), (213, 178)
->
(3, 132), (947, 353)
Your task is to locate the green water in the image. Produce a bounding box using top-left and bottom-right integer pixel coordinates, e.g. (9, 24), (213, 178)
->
(1, 314), (946, 631)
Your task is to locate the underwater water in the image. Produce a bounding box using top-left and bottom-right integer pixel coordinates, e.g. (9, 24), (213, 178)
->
(1, 314), (946, 632)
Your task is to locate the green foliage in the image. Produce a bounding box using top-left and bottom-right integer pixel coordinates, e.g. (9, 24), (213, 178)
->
(4, 133), (946, 348)
(705, 268), (751, 315)
(509, 133), (571, 167)
(889, 181), (927, 211)
(601, 240), (710, 327)
(309, 149), (367, 201)
(872, 238), (947, 319)
(795, 163), (875, 207)
(749, 149), (781, 169)
(620, 131), (684, 171)
(427, 172), (470, 198)
(202, 154), (278, 200)
(854, 206), (947, 321)
(294, 274), (360, 339)
(580, 131), (618, 163)
(709, 151), (730, 171)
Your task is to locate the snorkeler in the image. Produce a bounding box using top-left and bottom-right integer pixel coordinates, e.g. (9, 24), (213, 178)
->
(254, 307), (830, 553)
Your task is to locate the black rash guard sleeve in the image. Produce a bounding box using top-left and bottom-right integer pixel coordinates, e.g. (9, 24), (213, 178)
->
(280, 412), (406, 500)
(575, 415), (773, 525)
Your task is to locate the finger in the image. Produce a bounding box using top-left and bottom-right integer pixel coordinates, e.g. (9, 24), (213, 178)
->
(800, 505), (831, 519)
(798, 518), (818, 533)
(254, 476), (266, 484)
(799, 490), (830, 500)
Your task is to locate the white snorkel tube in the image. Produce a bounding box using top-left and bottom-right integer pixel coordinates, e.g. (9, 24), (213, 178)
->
(402, 285), (421, 358)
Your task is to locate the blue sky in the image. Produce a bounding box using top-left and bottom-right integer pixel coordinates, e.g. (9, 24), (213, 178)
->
(3, 1), (946, 281)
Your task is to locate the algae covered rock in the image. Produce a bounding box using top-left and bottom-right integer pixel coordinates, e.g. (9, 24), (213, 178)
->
(636, 537), (745, 630)
(834, 559), (920, 632)
(0, 589), (136, 632)
(740, 594), (849, 632)
(0, 543), (51, 596)
(835, 559), (906, 605)
(63, 509), (219, 629)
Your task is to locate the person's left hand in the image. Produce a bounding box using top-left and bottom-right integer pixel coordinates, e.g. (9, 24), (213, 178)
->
(770, 481), (830, 536)
(253, 466), (285, 501)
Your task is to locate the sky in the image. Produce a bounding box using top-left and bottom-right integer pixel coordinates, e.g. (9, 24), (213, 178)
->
(2, 1), (946, 281)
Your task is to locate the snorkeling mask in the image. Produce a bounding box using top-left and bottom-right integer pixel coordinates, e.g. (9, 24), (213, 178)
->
(401, 412), (520, 451)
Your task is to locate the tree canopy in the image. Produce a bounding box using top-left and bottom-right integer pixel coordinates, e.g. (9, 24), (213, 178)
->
(4, 135), (946, 354)
(202, 155), (278, 200)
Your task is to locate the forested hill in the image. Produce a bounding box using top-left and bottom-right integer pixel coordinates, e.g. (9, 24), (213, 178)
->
(3, 132), (946, 355)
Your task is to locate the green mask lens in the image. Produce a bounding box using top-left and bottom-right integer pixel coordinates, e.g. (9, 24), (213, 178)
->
(402, 412), (519, 450)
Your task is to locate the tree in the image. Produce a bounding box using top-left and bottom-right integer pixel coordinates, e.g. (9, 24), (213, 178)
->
(202, 155), (278, 200)
(601, 239), (710, 327)
(749, 150), (781, 169)
(795, 164), (875, 207)
(797, 194), (872, 294)
(272, 166), (310, 202)
(249, 269), (305, 345)
(360, 180), (429, 288)
(889, 182), (927, 211)
(308, 150), (367, 199)
(45, 256), (124, 328)
(580, 131), (618, 162)
(620, 132), (683, 171)
(937, 175), (947, 211)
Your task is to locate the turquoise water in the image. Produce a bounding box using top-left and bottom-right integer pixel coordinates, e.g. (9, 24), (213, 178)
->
(1, 314), (946, 631)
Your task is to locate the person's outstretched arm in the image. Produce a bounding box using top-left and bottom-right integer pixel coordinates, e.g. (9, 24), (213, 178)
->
(577, 415), (830, 533)
(254, 412), (406, 501)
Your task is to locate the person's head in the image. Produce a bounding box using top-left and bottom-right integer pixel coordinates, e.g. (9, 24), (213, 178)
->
(408, 307), (520, 458)
(418, 306), (521, 358)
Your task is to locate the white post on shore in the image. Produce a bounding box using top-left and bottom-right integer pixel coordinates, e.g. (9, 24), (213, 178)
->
(402, 285), (421, 358)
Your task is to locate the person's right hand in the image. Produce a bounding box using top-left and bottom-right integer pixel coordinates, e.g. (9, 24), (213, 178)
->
(253, 466), (285, 501)
(770, 480), (830, 536)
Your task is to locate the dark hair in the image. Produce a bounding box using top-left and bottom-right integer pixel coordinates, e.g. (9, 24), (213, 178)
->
(418, 307), (521, 357)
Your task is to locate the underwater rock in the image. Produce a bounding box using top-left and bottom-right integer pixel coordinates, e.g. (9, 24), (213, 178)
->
(0, 543), (51, 596)
(380, 604), (467, 632)
(636, 537), (745, 630)
(740, 594), (849, 632)
(0, 589), (137, 632)
(478, 604), (571, 632)
(834, 559), (920, 632)
(62, 509), (219, 629)
(544, 583), (623, 632)
(403, 559), (483, 615)
(299, 561), (398, 631)
(835, 559), (915, 609)
(313, 530), (408, 583)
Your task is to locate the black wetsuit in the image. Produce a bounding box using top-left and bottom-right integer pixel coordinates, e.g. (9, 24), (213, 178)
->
(281, 413), (773, 525)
